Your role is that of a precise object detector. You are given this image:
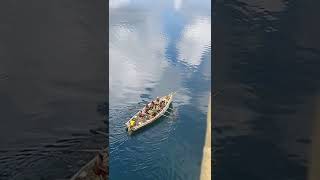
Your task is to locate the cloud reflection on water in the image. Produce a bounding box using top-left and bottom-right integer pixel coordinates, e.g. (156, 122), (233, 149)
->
(110, 0), (211, 108)
(109, 12), (168, 107)
(177, 17), (211, 67)
(109, 0), (211, 179)
(174, 0), (182, 11)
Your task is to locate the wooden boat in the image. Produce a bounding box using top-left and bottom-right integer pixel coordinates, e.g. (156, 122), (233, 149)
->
(70, 149), (107, 180)
(125, 92), (174, 133)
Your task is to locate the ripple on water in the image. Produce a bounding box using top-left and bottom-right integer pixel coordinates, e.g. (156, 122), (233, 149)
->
(109, 0), (211, 179)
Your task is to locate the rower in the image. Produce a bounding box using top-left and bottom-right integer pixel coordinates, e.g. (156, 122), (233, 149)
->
(144, 104), (150, 111)
(129, 118), (136, 127)
(143, 105), (149, 115)
(152, 111), (157, 116)
(160, 100), (165, 108)
(155, 102), (161, 111)
(155, 97), (160, 104)
(138, 110), (145, 118)
(150, 101), (155, 109)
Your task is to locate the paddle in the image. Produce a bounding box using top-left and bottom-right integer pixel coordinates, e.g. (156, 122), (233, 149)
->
(167, 107), (175, 111)
(162, 114), (171, 118)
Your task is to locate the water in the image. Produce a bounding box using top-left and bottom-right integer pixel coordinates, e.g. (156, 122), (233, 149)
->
(0, 1), (107, 179)
(214, 0), (320, 180)
(109, 0), (211, 179)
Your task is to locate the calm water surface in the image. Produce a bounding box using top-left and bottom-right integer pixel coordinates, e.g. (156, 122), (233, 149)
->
(109, 0), (211, 179)
(0, 1), (106, 179)
(214, 0), (320, 180)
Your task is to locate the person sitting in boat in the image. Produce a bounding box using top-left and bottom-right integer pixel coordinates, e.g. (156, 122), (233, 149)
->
(147, 108), (157, 117)
(149, 101), (155, 109)
(138, 110), (147, 118)
(147, 101), (156, 114)
(129, 119), (136, 127)
(155, 97), (160, 104)
(143, 105), (150, 115)
(160, 100), (165, 109)
(144, 104), (150, 111)
(152, 111), (157, 117)
(155, 101), (162, 111)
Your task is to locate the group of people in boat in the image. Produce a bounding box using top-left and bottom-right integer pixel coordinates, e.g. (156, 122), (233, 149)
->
(141, 97), (166, 117)
(129, 96), (167, 127)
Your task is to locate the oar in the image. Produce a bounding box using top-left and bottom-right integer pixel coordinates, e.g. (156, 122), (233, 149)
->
(167, 107), (175, 111)
(138, 100), (149, 104)
(162, 114), (171, 118)
(171, 88), (183, 95)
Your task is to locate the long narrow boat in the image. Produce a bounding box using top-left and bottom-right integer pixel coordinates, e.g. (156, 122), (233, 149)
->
(125, 92), (174, 133)
(70, 149), (107, 180)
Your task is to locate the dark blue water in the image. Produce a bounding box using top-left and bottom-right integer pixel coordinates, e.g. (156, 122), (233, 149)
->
(0, 1), (107, 179)
(214, 0), (320, 180)
(109, 0), (211, 179)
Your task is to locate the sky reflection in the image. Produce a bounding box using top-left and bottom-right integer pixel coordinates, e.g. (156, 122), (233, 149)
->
(109, 0), (211, 107)
(109, 0), (211, 179)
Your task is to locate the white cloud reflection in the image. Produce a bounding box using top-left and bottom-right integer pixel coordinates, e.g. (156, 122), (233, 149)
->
(174, 0), (182, 11)
(109, 2), (211, 108)
(109, 14), (168, 106)
(177, 17), (211, 67)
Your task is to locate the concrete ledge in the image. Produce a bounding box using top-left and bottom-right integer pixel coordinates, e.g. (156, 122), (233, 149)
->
(200, 95), (211, 180)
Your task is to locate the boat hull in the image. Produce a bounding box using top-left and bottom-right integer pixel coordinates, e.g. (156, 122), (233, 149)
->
(125, 93), (174, 133)
(70, 150), (107, 180)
